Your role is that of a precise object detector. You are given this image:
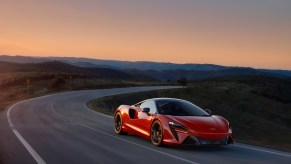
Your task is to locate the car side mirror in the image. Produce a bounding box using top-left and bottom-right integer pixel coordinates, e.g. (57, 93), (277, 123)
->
(142, 108), (150, 113)
(205, 109), (212, 115)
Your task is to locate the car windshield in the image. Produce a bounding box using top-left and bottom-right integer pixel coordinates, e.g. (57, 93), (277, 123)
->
(156, 99), (210, 116)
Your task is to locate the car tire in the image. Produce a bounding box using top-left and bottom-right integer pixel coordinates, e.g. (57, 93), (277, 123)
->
(114, 112), (127, 135)
(150, 120), (163, 146)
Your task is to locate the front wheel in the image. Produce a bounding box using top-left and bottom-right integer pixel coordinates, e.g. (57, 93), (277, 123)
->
(150, 120), (163, 146)
(114, 112), (126, 135)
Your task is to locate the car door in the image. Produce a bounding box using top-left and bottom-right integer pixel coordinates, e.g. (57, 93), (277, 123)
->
(137, 100), (157, 137)
(125, 105), (142, 134)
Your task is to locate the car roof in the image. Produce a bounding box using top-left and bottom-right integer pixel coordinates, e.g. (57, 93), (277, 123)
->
(142, 98), (185, 103)
(134, 98), (187, 106)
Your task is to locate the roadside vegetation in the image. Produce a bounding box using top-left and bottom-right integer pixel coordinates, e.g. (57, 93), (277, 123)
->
(88, 75), (291, 151)
(0, 72), (171, 111)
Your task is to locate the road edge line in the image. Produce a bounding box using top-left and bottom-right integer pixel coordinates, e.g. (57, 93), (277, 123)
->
(7, 101), (46, 164)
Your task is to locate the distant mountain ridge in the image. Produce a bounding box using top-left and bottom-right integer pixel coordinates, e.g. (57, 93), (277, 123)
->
(0, 61), (157, 81)
(124, 67), (287, 81)
(0, 55), (228, 71)
(1, 55), (291, 80)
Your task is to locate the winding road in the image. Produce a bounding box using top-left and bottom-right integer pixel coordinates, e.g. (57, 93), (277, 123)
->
(0, 86), (290, 164)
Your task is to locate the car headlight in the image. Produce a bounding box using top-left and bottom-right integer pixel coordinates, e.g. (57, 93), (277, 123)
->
(169, 121), (188, 130)
(169, 122), (188, 141)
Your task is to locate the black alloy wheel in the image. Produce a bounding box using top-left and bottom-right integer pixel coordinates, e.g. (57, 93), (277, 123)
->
(150, 120), (163, 146)
(114, 112), (126, 134)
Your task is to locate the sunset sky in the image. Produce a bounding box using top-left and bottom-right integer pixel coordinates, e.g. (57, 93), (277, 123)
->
(1, 0), (291, 69)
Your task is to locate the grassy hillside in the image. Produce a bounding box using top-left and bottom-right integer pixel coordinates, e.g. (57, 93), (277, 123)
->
(88, 75), (291, 151)
(0, 61), (168, 112)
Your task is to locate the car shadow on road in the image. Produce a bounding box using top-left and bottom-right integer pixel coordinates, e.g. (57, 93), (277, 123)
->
(117, 133), (233, 153)
(163, 144), (233, 152)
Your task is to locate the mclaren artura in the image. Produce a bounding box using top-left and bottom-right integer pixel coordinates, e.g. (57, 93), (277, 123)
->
(114, 98), (234, 146)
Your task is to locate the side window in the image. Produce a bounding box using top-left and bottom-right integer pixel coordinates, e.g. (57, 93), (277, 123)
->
(140, 100), (157, 114)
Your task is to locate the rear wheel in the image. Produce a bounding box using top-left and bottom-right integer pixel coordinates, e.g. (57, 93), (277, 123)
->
(114, 112), (126, 135)
(150, 120), (163, 146)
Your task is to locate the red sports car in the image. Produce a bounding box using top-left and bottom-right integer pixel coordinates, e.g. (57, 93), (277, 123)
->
(114, 98), (234, 146)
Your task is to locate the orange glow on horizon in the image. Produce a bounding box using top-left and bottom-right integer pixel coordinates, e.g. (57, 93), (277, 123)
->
(1, 0), (291, 70)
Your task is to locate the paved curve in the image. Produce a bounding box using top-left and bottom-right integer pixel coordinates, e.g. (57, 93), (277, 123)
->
(0, 86), (290, 164)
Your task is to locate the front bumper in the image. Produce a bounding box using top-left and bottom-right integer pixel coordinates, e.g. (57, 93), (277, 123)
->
(163, 125), (234, 145)
(182, 135), (234, 145)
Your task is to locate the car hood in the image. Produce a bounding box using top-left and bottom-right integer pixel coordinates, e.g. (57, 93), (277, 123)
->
(168, 115), (228, 133)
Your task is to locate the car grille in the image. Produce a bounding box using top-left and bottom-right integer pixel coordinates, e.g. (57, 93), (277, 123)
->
(183, 136), (231, 145)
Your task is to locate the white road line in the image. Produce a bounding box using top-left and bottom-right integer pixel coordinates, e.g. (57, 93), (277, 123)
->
(7, 101), (46, 164)
(235, 144), (291, 158)
(50, 103), (199, 164)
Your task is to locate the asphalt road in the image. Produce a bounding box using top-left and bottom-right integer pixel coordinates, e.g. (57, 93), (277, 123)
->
(0, 86), (290, 164)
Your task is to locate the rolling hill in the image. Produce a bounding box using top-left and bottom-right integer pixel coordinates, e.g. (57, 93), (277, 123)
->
(1, 55), (291, 81)
(0, 61), (157, 83)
